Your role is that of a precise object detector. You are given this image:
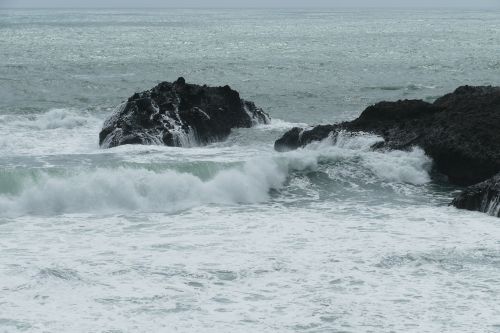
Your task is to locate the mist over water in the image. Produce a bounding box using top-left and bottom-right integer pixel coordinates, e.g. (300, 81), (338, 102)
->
(1, 8), (499, 333)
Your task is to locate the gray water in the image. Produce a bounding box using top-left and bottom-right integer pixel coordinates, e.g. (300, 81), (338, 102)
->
(0, 8), (500, 333)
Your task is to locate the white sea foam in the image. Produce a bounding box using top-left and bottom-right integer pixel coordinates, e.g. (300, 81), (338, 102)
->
(0, 132), (432, 217)
(304, 131), (432, 184)
(253, 118), (309, 131)
(3, 9), (500, 333)
(0, 156), (304, 217)
(5, 109), (95, 130)
(0, 109), (102, 156)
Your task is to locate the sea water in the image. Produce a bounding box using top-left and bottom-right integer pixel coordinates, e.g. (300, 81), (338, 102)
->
(0, 8), (499, 332)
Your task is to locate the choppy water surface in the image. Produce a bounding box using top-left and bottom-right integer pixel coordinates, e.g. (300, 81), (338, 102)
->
(1, 8), (500, 333)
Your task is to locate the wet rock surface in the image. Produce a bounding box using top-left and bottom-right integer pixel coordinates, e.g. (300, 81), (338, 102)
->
(275, 86), (500, 186)
(100, 77), (269, 148)
(452, 173), (500, 217)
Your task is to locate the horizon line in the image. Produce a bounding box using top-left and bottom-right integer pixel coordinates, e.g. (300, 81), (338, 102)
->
(2, 5), (500, 9)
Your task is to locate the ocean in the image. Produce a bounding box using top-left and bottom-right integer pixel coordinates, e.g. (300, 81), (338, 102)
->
(0, 8), (499, 332)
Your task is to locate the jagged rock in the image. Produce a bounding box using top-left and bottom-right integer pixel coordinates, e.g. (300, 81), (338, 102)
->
(100, 77), (269, 148)
(452, 173), (500, 217)
(275, 86), (500, 186)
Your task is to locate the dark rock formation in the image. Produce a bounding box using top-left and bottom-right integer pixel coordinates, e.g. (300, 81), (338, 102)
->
(275, 86), (500, 186)
(452, 173), (500, 217)
(100, 77), (269, 148)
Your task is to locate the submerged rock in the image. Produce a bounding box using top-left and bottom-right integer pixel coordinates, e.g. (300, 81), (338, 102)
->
(100, 77), (269, 148)
(275, 86), (500, 186)
(452, 173), (500, 217)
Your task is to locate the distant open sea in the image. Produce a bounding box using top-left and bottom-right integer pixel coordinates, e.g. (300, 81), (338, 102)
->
(0, 8), (499, 332)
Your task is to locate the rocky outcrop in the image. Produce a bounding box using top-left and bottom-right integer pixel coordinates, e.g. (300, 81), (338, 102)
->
(452, 173), (500, 217)
(100, 77), (269, 148)
(275, 86), (500, 186)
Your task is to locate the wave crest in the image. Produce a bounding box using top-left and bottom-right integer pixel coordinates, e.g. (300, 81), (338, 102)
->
(0, 157), (308, 217)
(0, 109), (94, 130)
(0, 132), (433, 217)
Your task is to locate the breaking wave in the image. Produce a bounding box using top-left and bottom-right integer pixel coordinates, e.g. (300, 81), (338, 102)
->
(0, 132), (432, 217)
(0, 109), (102, 156)
(0, 158), (293, 217)
(1, 109), (96, 130)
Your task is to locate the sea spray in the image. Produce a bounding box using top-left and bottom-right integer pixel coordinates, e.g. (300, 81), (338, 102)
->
(0, 132), (432, 217)
(1, 109), (97, 130)
(0, 109), (102, 156)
